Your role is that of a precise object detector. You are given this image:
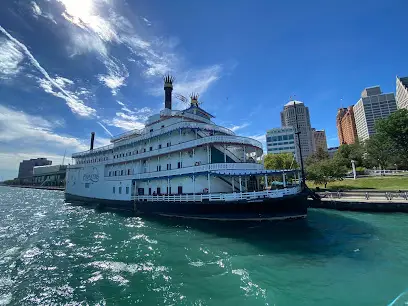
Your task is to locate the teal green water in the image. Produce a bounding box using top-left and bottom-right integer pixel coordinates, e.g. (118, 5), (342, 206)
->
(1, 186), (408, 305)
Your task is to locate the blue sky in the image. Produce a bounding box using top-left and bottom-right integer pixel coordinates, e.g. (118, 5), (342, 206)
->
(0, 0), (407, 180)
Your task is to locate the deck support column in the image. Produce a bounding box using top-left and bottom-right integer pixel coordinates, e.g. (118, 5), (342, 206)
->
(167, 177), (170, 194)
(232, 176), (235, 192)
(282, 172), (286, 188)
(264, 174), (268, 190)
(193, 175), (195, 195)
(239, 176), (242, 192)
(224, 145), (227, 163)
(244, 177), (247, 192)
(208, 173), (211, 193)
(207, 144), (210, 164)
(243, 146), (246, 162)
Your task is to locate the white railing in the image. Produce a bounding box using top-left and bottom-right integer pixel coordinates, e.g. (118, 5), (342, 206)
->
(73, 121), (237, 158)
(159, 108), (213, 124)
(132, 186), (301, 202)
(76, 135), (263, 164)
(106, 162), (264, 180)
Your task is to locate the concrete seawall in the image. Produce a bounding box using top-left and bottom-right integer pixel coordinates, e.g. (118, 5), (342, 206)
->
(310, 191), (408, 212)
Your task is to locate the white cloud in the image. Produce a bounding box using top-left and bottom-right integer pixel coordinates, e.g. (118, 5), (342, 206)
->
(30, 1), (57, 24)
(0, 104), (115, 179)
(103, 107), (153, 131)
(38, 78), (96, 117)
(0, 26), (96, 117)
(58, 0), (222, 98)
(0, 104), (87, 151)
(229, 123), (250, 132)
(31, 1), (42, 16)
(0, 39), (24, 79)
(142, 17), (152, 26)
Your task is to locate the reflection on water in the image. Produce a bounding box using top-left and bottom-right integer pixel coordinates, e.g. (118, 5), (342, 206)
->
(1, 186), (408, 305)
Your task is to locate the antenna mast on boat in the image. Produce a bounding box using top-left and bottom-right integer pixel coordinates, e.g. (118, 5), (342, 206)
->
(291, 96), (306, 185)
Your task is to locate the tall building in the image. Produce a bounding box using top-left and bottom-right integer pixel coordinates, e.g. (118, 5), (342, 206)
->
(396, 76), (408, 110)
(336, 106), (358, 144)
(266, 127), (298, 161)
(281, 101), (314, 162)
(18, 158), (52, 179)
(353, 86), (397, 141)
(312, 128), (328, 152)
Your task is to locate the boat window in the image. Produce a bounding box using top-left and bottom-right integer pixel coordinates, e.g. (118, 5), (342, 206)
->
(126, 187), (129, 194)
(119, 187), (122, 194)
(157, 187), (161, 195)
(150, 129), (153, 132)
(148, 188), (152, 195)
(161, 125), (165, 128)
(178, 186), (182, 194)
(158, 144), (162, 149)
(177, 162), (182, 168)
(150, 147), (152, 151)
(121, 170), (124, 175)
(109, 171), (111, 177)
(167, 142), (171, 147)
(85, 183), (90, 188)
(127, 169), (130, 175)
(113, 187), (115, 194)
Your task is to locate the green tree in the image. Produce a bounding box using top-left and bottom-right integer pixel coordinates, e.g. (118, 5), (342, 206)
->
(333, 142), (365, 168)
(306, 159), (347, 188)
(365, 134), (393, 169)
(264, 153), (299, 170)
(375, 109), (408, 166)
(305, 147), (329, 166)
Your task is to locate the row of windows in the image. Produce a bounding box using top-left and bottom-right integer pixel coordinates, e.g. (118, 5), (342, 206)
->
(136, 186), (184, 196)
(112, 186), (130, 194)
(268, 140), (295, 146)
(77, 157), (109, 164)
(269, 146), (295, 151)
(108, 162), (184, 177)
(113, 142), (171, 159)
(267, 134), (294, 142)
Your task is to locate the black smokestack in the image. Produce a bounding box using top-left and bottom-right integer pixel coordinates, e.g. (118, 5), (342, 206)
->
(90, 132), (95, 150)
(164, 75), (174, 109)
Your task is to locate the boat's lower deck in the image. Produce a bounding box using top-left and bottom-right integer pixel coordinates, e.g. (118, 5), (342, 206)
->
(65, 191), (309, 221)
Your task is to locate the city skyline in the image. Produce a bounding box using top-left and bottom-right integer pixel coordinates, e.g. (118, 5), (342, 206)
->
(1, 0), (408, 180)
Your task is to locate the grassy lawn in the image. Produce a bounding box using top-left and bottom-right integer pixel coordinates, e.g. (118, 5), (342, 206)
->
(307, 175), (408, 191)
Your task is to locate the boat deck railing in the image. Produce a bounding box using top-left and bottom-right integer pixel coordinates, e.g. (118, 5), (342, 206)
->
(132, 186), (301, 202)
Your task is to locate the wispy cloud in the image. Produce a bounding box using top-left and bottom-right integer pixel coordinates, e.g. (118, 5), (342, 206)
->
(142, 17), (152, 27)
(103, 107), (153, 131)
(31, 1), (57, 24)
(0, 26), (96, 117)
(0, 39), (24, 79)
(0, 104), (87, 150)
(229, 123), (250, 132)
(56, 0), (223, 99)
(0, 104), (114, 179)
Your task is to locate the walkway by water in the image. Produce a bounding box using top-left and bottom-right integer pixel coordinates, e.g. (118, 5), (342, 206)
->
(1, 186), (408, 305)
